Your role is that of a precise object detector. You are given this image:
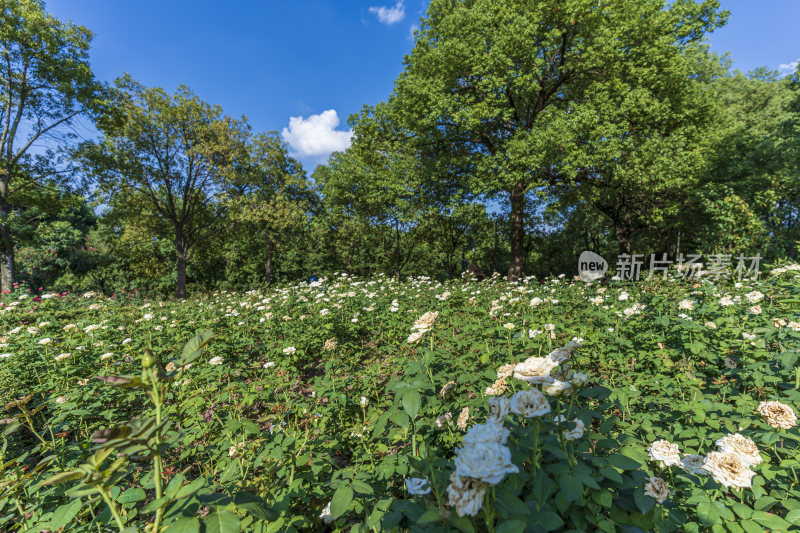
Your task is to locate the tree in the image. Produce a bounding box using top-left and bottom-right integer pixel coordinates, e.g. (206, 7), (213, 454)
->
(83, 76), (247, 298)
(223, 132), (312, 285)
(0, 0), (101, 291)
(702, 68), (800, 258)
(572, 44), (726, 256)
(316, 103), (442, 281)
(393, 0), (726, 279)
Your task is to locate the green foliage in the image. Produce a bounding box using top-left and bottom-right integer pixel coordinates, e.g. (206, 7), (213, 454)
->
(0, 0), (102, 291)
(1, 265), (800, 531)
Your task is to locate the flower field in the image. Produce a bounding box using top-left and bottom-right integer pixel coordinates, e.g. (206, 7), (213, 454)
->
(2, 267), (800, 532)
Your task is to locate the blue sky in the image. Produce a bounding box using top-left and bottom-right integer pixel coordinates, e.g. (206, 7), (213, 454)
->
(47, 0), (799, 172)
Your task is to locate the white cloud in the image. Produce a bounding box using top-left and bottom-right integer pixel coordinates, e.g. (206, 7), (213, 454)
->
(778, 58), (799, 75)
(281, 109), (353, 158)
(408, 23), (418, 41)
(369, 1), (405, 25)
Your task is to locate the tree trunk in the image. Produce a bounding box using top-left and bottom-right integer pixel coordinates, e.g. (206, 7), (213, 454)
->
(615, 216), (633, 255)
(176, 250), (187, 299)
(265, 240), (273, 285)
(507, 180), (525, 281)
(0, 181), (14, 292)
(175, 223), (187, 299)
(346, 240), (355, 270)
(0, 202), (15, 291)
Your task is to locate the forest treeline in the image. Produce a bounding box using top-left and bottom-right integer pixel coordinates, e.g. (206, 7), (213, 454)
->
(1, 0), (798, 298)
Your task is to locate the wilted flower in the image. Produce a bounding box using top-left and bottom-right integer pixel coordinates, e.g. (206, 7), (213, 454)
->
(647, 440), (681, 467)
(487, 396), (509, 423)
(447, 471), (486, 517)
(644, 477), (669, 503)
(323, 338), (337, 350)
(407, 331), (425, 344)
(412, 311), (438, 333)
(745, 290), (764, 303)
(678, 299), (694, 310)
(757, 401), (797, 429)
(554, 415), (585, 440)
(570, 371), (589, 387)
(440, 380), (456, 398)
(715, 433), (762, 467)
(513, 357), (558, 384)
(405, 477), (431, 495)
(724, 357), (737, 369)
(702, 452), (756, 489)
(485, 377), (508, 396)
(457, 407), (469, 431)
(435, 412), (453, 429)
(320, 502), (334, 524)
(228, 442), (245, 458)
(509, 389), (551, 418)
(704, 321), (717, 329)
(543, 380), (572, 397)
(55, 353), (70, 362)
(496, 364), (515, 379)
(749, 305), (762, 315)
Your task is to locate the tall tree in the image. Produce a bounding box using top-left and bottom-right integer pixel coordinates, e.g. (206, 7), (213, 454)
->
(224, 132), (313, 285)
(0, 0), (100, 291)
(83, 76), (247, 298)
(393, 0), (726, 279)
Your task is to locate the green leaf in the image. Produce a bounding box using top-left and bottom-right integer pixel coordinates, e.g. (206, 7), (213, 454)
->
(401, 389), (421, 419)
(608, 454), (641, 470)
(786, 509), (800, 525)
(233, 491), (276, 521)
(634, 489), (655, 515)
(165, 517), (200, 533)
(752, 510), (791, 530)
(203, 510), (241, 533)
(496, 519), (526, 533)
(447, 514), (477, 533)
(117, 487), (147, 504)
(532, 511), (563, 531)
(558, 475), (583, 502)
(49, 499), (82, 530)
(179, 330), (215, 366)
(697, 501), (721, 526)
(351, 479), (373, 495)
(330, 486), (354, 519)
(41, 470), (82, 486)
(164, 472), (186, 500)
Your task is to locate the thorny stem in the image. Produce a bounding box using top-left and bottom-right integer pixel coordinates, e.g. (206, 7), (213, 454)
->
(100, 487), (126, 532)
(151, 370), (165, 533)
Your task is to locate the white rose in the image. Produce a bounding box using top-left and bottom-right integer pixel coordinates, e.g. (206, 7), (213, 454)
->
(509, 389), (551, 418)
(454, 441), (519, 485)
